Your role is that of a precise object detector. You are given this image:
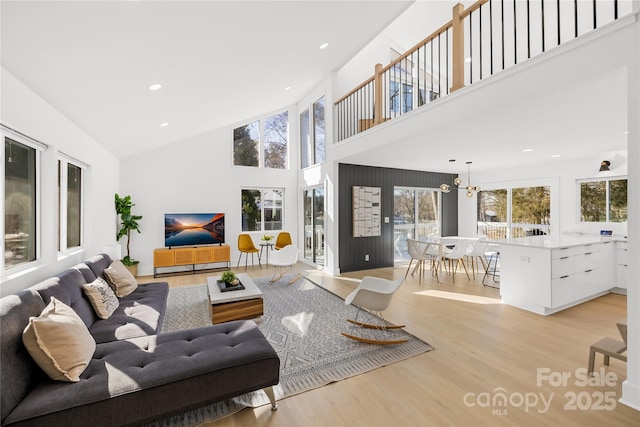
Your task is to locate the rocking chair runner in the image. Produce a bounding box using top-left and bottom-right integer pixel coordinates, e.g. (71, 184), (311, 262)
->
(342, 276), (407, 345)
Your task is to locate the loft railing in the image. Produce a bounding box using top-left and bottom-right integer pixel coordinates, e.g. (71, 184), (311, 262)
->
(335, 0), (628, 142)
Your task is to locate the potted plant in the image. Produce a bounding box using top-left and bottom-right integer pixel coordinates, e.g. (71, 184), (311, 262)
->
(114, 193), (142, 276)
(220, 270), (240, 286)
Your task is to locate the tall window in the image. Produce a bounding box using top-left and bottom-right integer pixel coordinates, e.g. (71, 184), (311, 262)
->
(264, 112), (288, 169)
(4, 136), (38, 270)
(58, 157), (83, 251)
(300, 96), (325, 168)
(241, 188), (284, 231)
(478, 186), (551, 239)
(233, 111), (288, 168)
(304, 187), (324, 265)
(233, 121), (259, 167)
(579, 178), (627, 223)
(393, 186), (441, 263)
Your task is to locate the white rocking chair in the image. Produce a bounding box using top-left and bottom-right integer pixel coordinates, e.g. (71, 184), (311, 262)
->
(269, 245), (300, 284)
(342, 276), (407, 345)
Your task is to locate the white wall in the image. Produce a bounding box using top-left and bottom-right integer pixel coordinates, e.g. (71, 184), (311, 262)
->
(120, 107), (299, 277)
(1, 68), (119, 297)
(457, 153), (629, 238)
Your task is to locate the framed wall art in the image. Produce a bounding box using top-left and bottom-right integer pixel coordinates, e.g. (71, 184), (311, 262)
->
(352, 186), (381, 237)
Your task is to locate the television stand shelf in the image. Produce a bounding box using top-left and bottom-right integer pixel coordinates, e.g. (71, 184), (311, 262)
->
(153, 245), (230, 277)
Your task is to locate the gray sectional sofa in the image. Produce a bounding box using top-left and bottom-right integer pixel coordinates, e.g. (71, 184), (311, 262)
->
(0, 254), (280, 426)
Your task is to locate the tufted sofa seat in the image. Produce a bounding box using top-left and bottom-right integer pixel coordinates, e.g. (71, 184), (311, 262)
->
(2, 321), (280, 426)
(0, 254), (280, 426)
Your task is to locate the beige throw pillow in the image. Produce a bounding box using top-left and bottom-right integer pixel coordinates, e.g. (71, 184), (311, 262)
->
(104, 259), (138, 297)
(22, 297), (96, 382)
(83, 277), (119, 319)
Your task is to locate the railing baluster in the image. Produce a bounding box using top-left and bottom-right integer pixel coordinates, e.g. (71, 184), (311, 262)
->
(490, 0), (494, 75)
(575, 0), (579, 38)
(527, 0), (531, 59)
(513, 0), (517, 64)
(541, 0), (546, 52)
(333, 0), (625, 142)
(501, 0), (505, 70)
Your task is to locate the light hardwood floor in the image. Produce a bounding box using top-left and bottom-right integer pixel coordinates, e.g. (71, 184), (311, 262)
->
(140, 261), (639, 426)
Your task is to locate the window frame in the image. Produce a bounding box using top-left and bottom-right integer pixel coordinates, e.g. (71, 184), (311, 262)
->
(300, 95), (325, 169)
(2, 128), (45, 274)
(477, 178), (556, 239)
(233, 110), (289, 169)
(241, 187), (285, 232)
(577, 176), (628, 223)
(58, 154), (86, 254)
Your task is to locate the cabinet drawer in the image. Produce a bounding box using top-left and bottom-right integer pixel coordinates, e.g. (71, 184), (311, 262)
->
(551, 275), (575, 308)
(552, 257), (577, 278)
(552, 244), (599, 259)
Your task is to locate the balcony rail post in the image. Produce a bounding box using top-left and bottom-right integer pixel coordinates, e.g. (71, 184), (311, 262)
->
(451, 2), (465, 92)
(373, 63), (383, 125)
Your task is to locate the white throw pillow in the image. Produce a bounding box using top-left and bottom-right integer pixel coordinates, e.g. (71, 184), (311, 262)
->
(103, 259), (138, 297)
(83, 277), (119, 319)
(22, 297), (96, 382)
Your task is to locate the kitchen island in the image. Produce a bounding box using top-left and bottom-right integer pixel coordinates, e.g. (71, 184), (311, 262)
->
(494, 234), (627, 315)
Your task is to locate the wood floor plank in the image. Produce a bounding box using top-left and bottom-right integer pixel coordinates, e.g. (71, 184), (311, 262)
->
(139, 262), (639, 426)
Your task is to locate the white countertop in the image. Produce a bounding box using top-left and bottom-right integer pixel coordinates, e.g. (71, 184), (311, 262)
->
(488, 234), (627, 249)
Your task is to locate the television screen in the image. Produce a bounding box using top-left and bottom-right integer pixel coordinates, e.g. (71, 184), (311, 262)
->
(164, 213), (225, 247)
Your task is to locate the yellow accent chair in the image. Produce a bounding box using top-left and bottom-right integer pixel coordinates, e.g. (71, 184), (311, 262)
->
(237, 234), (260, 270)
(274, 232), (292, 250)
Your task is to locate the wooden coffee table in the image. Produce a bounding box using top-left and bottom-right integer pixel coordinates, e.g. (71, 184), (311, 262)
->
(206, 273), (264, 324)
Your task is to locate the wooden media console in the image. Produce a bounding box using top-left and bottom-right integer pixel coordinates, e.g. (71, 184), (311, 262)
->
(153, 245), (231, 277)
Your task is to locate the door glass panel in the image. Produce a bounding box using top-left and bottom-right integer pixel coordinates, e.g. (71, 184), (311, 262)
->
(304, 190), (312, 260)
(313, 188), (324, 266)
(303, 187), (324, 266)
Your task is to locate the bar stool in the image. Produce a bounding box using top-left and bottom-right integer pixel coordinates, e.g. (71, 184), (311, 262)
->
(482, 248), (500, 288)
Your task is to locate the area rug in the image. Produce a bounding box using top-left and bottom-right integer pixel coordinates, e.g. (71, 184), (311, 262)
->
(151, 276), (434, 426)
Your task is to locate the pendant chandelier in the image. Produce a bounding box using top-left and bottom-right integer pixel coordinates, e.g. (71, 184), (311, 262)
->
(439, 160), (480, 197)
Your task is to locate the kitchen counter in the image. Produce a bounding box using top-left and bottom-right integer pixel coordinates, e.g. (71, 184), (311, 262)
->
(492, 234), (627, 315)
(490, 234), (627, 249)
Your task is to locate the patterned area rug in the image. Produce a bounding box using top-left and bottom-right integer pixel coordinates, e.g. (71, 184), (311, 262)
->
(151, 276), (434, 426)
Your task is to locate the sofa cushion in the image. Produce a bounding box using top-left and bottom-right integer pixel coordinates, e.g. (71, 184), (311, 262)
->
(3, 321), (280, 427)
(88, 282), (169, 343)
(104, 259), (138, 297)
(83, 277), (120, 319)
(0, 290), (47, 425)
(83, 253), (112, 280)
(72, 262), (98, 283)
(32, 268), (97, 328)
(22, 297), (96, 382)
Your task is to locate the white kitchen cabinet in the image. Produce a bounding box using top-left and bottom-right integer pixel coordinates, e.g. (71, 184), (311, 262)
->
(498, 236), (621, 315)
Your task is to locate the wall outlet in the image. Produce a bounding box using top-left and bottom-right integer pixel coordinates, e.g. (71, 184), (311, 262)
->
(520, 255), (530, 263)
(365, 254), (370, 261)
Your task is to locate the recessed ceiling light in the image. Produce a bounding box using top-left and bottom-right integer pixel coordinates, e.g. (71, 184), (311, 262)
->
(319, 42), (329, 49)
(148, 83), (162, 91)
(160, 122), (168, 127)
(284, 86), (291, 91)
(551, 154), (561, 158)
(522, 148), (533, 152)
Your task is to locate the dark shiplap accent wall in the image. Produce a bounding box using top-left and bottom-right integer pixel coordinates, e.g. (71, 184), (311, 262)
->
(339, 163), (458, 273)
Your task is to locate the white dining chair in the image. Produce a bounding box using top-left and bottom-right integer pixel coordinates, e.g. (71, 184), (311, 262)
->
(443, 239), (470, 283)
(465, 238), (489, 279)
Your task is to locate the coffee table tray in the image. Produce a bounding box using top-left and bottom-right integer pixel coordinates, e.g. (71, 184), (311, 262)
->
(217, 280), (246, 292)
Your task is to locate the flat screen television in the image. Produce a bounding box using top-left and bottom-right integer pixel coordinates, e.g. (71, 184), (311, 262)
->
(164, 213), (225, 247)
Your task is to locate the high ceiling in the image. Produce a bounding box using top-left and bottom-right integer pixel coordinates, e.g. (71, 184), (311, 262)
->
(1, 1), (631, 173)
(1, 0), (413, 159)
